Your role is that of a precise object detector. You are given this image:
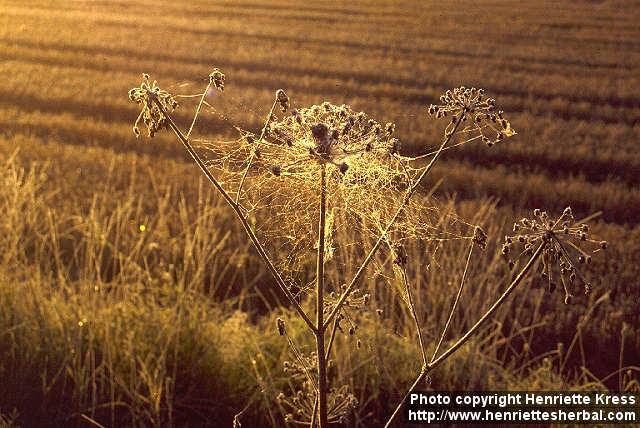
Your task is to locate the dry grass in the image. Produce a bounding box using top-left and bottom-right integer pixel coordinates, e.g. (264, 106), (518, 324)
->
(2, 147), (634, 426)
(1, 0), (639, 426)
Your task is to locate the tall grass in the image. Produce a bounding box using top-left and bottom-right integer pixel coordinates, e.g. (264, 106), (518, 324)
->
(1, 145), (637, 426)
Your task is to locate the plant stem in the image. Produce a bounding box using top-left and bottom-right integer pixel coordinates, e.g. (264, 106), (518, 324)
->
(311, 315), (339, 428)
(400, 266), (428, 366)
(383, 242), (545, 428)
(310, 403), (318, 428)
(324, 119), (462, 329)
(325, 315), (340, 360)
(315, 164), (328, 427)
(153, 98), (316, 332)
(235, 97), (279, 203)
(430, 240), (474, 363)
(186, 81), (212, 139)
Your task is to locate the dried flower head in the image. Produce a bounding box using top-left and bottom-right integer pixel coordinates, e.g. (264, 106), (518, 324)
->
(209, 68), (225, 91)
(276, 317), (286, 336)
(279, 347), (358, 424)
(472, 226), (488, 250)
(276, 89), (289, 112)
(392, 243), (409, 266)
(503, 207), (606, 302)
(428, 87), (516, 146)
(128, 73), (178, 138)
(278, 376), (357, 425)
(268, 102), (398, 170)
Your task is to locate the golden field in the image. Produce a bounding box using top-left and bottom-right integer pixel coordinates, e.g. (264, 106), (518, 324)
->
(0, 0), (638, 426)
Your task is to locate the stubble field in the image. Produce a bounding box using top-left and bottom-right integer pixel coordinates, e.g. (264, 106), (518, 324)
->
(0, 1), (638, 426)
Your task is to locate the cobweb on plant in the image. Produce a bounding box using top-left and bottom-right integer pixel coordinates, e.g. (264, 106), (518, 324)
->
(141, 76), (514, 299)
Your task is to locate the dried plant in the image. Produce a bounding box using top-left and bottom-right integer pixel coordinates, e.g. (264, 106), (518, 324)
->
(503, 207), (606, 302)
(382, 207), (606, 427)
(127, 71), (606, 427)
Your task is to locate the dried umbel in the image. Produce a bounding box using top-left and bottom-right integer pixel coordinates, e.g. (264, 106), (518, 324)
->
(278, 338), (358, 425)
(472, 226), (488, 250)
(209, 68), (225, 91)
(268, 102), (399, 173)
(503, 207), (606, 302)
(278, 379), (358, 425)
(428, 86), (516, 146)
(276, 89), (289, 112)
(128, 73), (178, 138)
(392, 243), (409, 266)
(276, 317), (286, 336)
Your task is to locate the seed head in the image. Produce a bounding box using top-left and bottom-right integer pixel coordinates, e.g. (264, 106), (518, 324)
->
(392, 243), (408, 266)
(278, 355), (357, 424)
(503, 207), (606, 302)
(128, 73), (177, 138)
(209, 68), (225, 91)
(473, 226), (488, 250)
(276, 89), (289, 112)
(428, 87), (516, 146)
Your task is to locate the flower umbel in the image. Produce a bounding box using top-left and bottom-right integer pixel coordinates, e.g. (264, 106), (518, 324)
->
(276, 89), (289, 112)
(503, 207), (606, 303)
(278, 379), (358, 425)
(428, 87), (516, 146)
(128, 73), (178, 138)
(268, 102), (399, 172)
(209, 68), (226, 91)
(472, 226), (488, 250)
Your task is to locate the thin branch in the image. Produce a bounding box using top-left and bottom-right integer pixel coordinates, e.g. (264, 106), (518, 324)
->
(383, 242), (545, 428)
(409, 135), (481, 160)
(325, 315), (340, 360)
(235, 97), (279, 203)
(310, 401), (318, 428)
(186, 82), (212, 139)
(153, 97), (316, 332)
(400, 265), (428, 366)
(430, 239), (474, 363)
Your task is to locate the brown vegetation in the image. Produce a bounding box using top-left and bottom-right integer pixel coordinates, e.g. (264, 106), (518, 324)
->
(0, 0), (638, 426)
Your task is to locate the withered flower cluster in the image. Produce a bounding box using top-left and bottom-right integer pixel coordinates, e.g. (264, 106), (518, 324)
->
(128, 73), (178, 138)
(209, 68), (226, 91)
(267, 101), (400, 177)
(428, 86), (515, 146)
(503, 207), (606, 303)
(276, 323), (358, 425)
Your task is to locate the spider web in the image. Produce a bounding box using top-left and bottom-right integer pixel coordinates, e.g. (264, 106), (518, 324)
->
(169, 83), (485, 297)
